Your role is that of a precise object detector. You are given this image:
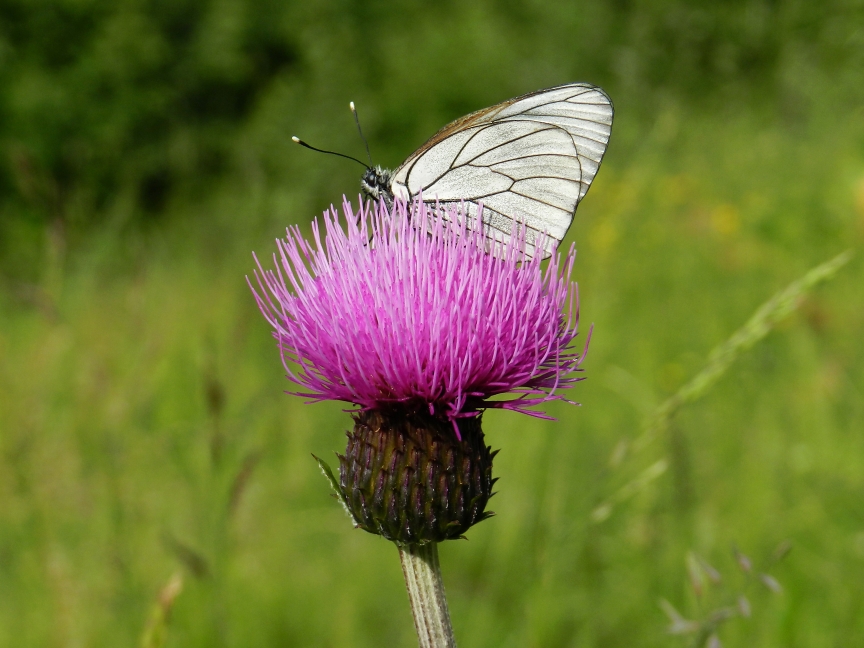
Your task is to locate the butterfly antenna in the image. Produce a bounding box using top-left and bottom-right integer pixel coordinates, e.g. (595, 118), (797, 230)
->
(291, 136), (368, 169)
(349, 101), (374, 167)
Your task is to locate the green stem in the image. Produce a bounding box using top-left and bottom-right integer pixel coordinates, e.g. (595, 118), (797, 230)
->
(398, 542), (457, 648)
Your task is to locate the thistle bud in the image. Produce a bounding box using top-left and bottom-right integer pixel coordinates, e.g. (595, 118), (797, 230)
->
(337, 409), (496, 544)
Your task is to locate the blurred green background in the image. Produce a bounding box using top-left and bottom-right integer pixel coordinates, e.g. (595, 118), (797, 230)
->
(1, 1), (864, 646)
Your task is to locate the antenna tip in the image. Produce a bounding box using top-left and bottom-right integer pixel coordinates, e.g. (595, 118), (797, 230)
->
(349, 101), (356, 112)
(291, 136), (301, 143)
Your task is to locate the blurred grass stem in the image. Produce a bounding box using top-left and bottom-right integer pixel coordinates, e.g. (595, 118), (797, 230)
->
(398, 543), (457, 648)
(139, 573), (184, 648)
(592, 249), (854, 523)
(634, 248), (854, 454)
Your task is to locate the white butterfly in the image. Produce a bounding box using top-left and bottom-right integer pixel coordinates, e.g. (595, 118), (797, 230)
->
(359, 83), (613, 257)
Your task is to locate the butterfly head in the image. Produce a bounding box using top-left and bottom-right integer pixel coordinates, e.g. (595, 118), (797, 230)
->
(361, 166), (394, 208)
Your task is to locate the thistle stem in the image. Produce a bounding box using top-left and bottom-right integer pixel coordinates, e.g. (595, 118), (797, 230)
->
(398, 542), (457, 648)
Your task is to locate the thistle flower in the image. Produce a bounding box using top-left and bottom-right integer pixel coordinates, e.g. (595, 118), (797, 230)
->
(250, 197), (586, 544)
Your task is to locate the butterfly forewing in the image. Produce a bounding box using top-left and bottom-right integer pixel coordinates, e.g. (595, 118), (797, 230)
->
(390, 83), (613, 258)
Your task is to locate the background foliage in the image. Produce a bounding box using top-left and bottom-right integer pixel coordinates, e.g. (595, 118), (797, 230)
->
(1, 1), (863, 646)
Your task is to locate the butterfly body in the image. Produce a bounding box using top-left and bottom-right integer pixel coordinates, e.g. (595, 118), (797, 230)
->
(362, 82), (613, 258)
(360, 166), (394, 209)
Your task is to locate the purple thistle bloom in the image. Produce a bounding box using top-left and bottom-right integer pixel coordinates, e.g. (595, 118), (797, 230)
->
(250, 197), (587, 434)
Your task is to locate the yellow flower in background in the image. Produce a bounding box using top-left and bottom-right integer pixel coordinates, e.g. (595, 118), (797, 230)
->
(710, 204), (740, 238)
(855, 174), (864, 221)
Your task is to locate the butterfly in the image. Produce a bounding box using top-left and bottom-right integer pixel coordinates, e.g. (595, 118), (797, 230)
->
(295, 83), (613, 258)
(360, 83), (613, 257)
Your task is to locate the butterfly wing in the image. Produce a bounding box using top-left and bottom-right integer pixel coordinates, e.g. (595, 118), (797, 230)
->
(390, 83), (613, 257)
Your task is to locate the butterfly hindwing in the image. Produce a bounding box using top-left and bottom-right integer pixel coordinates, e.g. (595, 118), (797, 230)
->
(390, 83), (613, 257)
